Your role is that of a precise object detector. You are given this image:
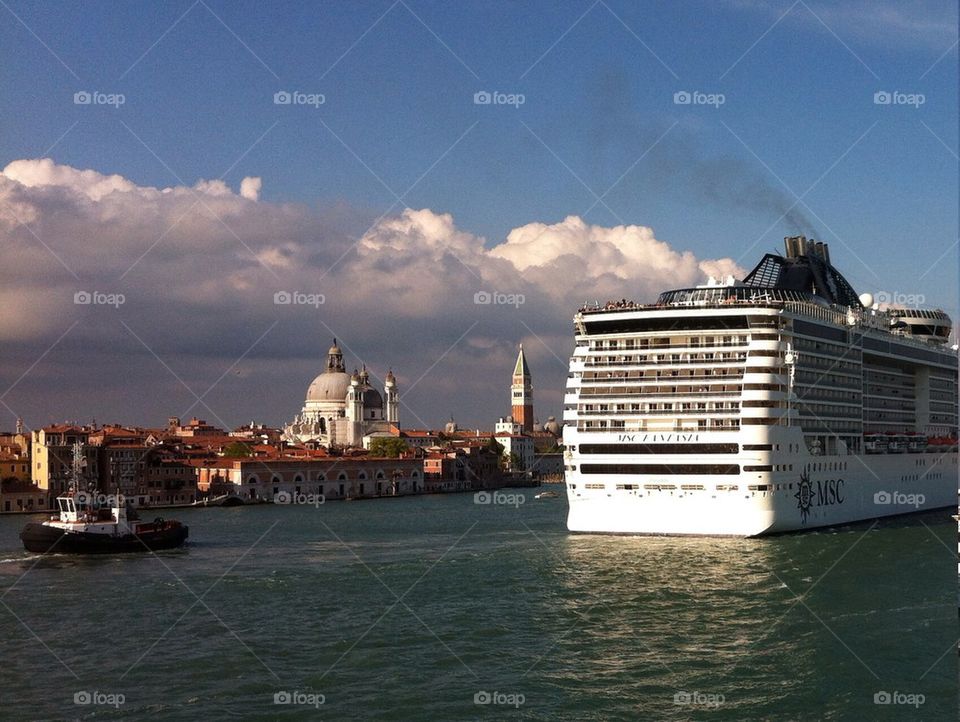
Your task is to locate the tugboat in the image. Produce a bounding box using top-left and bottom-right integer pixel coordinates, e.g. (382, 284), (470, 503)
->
(19, 442), (188, 554)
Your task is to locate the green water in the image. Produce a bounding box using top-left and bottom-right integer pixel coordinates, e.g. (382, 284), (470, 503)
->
(0, 492), (955, 720)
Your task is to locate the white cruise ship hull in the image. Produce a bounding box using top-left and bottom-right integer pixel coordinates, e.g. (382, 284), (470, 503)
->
(566, 448), (956, 536)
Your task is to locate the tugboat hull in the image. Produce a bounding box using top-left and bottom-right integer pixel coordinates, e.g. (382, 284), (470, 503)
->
(20, 522), (188, 554)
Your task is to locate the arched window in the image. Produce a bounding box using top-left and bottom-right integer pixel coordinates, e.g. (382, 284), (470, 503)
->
(271, 475), (282, 484)
(316, 473), (326, 482)
(337, 472), (347, 481)
(293, 474), (304, 484)
(247, 476), (258, 485)
(319, 418), (326, 434)
(411, 470), (421, 479)
(375, 470), (385, 480)
(358, 471), (367, 480)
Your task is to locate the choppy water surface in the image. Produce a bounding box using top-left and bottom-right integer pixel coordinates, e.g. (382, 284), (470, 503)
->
(0, 492), (955, 720)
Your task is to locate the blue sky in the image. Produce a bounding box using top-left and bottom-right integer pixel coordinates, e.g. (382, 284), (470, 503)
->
(0, 1), (957, 428)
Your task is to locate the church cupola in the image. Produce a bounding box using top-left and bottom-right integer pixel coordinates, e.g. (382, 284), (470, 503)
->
(326, 339), (345, 373)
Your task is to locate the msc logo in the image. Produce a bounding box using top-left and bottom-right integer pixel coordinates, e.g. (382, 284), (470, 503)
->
(795, 469), (844, 524)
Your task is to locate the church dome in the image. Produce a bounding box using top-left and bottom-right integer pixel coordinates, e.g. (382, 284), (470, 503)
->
(362, 387), (383, 408)
(306, 371), (351, 402)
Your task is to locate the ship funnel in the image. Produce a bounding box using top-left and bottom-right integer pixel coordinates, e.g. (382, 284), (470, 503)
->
(784, 235), (806, 258)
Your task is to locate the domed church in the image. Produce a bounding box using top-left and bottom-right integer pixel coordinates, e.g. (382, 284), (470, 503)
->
(283, 340), (399, 447)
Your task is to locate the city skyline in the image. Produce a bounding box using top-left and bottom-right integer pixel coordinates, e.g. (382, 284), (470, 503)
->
(1, 0), (956, 432)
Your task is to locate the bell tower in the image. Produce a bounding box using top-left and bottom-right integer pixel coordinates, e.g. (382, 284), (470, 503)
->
(385, 369), (400, 426)
(511, 345), (533, 433)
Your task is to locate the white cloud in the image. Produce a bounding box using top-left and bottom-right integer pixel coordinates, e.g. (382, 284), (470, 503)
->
(0, 158), (750, 427)
(3, 157), (143, 201)
(240, 176), (262, 201)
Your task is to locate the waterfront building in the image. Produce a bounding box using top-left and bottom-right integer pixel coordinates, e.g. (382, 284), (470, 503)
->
(0, 448), (30, 483)
(230, 422), (283, 444)
(195, 456), (424, 501)
(422, 442), (504, 491)
(0, 417), (30, 455)
(531, 452), (564, 480)
(31, 424), (197, 508)
(169, 417), (225, 437)
(1, 479), (47, 513)
(283, 340), (400, 447)
(31, 425), (100, 499)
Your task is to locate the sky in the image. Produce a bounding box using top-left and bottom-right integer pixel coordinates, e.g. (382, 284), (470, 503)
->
(0, 0), (957, 432)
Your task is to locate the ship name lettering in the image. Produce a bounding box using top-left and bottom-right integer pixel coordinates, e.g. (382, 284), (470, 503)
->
(639, 433), (700, 443)
(815, 478), (844, 506)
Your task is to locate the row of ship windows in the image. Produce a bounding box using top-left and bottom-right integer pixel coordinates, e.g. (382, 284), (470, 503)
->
(584, 352), (748, 366)
(795, 372), (861, 388)
(930, 378), (959, 390)
(798, 356), (861, 373)
(797, 388), (861, 402)
(578, 402), (741, 413)
(577, 385), (742, 398)
(569, 461), (851, 473)
(796, 404), (863, 418)
(572, 483), (793, 492)
(863, 365), (917, 381)
(579, 368), (744, 381)
(793, 338), (858, 356)
(577, 420), (742, 431)
(929, 393), (958, 402)
(863, 401), (921, 412)
(589, 335), (748, 351)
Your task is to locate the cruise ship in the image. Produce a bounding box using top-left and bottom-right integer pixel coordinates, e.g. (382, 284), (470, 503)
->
(562, 237), (958, 536)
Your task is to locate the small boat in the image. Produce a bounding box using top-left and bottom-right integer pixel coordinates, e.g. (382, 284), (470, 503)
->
(534, 490), (560, 500)
(20, 490), (188, 554)
(19, 440), (187, 554)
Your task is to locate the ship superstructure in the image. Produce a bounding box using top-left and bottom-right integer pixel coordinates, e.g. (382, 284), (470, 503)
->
(563, 237), (958, 535)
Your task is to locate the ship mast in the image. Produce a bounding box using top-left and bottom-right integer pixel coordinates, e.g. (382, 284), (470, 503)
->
(69, 441), (86, 492)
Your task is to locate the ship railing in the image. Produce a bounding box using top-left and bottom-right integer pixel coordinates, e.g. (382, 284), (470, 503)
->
(576, 389), (743, 398)
(574, 424), (741, 433)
